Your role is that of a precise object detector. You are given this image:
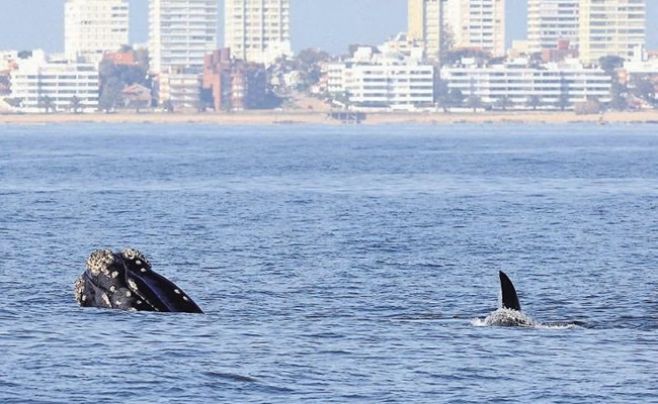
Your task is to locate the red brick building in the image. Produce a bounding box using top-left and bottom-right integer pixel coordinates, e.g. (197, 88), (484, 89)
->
(202, 49), (267, 111)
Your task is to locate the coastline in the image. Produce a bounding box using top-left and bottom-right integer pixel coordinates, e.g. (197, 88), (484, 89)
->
(2, 110), (658, 126)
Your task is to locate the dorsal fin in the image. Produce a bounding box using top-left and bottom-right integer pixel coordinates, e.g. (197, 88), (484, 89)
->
(499, 271), (521, 311)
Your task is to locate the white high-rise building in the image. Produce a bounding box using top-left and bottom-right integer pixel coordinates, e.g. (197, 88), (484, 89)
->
(527, 0), (579, 52)
(149, 0), (218, 74)
(408, 0), (445, 62)
(225, 0), (291, 65)
(579, 0), (646, 64)
(444, 0), (505, 57)
(64, 0), (129, 64)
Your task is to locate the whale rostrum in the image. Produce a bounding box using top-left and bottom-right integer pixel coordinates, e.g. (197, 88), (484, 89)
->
(74, 248), (203, 313)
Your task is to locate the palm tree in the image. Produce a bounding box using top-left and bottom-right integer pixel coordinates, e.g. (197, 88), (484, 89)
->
(39, 95), (55, 113)
(495, 95), (512, 111)
(526, 95), (541, 111)
(69, 96), (82, 114)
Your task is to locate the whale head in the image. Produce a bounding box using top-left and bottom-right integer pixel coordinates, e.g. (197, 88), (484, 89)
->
(74, 248), (203, 313)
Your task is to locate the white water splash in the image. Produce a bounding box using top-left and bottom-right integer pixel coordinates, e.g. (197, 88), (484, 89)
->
(472, 308), (580, 329)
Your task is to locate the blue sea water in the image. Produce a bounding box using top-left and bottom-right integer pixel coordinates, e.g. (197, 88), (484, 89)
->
(1, 123), (657, 403)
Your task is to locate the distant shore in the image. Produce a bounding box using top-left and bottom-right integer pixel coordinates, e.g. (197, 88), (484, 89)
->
(2, 110), (658, 126)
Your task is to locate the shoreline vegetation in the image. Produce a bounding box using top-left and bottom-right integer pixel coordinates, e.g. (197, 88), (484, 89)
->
(2, 110), (658, 126)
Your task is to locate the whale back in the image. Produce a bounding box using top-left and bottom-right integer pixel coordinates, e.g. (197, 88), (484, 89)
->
(499, 271), (521, 311)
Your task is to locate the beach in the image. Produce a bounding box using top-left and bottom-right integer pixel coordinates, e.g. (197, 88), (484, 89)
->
(2, 110), (658, 126)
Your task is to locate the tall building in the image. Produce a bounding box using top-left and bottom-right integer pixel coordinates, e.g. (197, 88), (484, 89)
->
(579, 0), (646, 64)
(225, 0), (291, 65)
(444, 0), (506, 57)
(408, 0), (445, 62)
(64, 0), (129, 64)
(149, 0), (218, 74)
(527, 0), (579, 52)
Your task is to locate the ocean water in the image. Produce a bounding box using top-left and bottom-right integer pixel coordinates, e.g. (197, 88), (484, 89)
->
(1, 123), (657, 403)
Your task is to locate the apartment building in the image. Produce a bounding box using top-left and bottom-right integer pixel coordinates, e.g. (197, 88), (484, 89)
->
(441, 58), (611, 108)
(527, 0), (579, 52)
(326, 39), (435, 110)
(408, 0), (445, 62)
(149, 0), (218, 74)
(159, 67), (202, 111)
(202, 49), (267, 111)
(10, 50), (99, 113)
(64, 0), (129, 64)
(579, 0), (646, 64)
(444, 0), (506, 57)
(225, 0), (291, 65)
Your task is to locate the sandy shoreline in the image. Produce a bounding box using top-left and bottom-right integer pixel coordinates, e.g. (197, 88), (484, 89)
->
(2, 110), (658, 126)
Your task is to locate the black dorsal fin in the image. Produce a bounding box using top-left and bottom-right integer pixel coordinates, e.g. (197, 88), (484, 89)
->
(499, 271), (521, 311)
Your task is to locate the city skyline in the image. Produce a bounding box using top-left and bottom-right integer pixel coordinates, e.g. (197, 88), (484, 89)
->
(2, 0), (656, 55)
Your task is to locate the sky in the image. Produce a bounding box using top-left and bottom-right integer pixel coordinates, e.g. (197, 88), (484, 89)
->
(0, 0), (656, 54)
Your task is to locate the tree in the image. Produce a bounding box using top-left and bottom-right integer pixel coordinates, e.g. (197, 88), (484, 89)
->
(608, 80), (628, 111)
(99, 77), (123, 112)
(4, 97), (23, 108)
(17, 50), (32, 59)
(555, 75), (570, 111)
(439, 29), (455, 64)
(632, 77), (657, 106)
(597, 55), (626, 112)
(162, 99), (175, 113)
(39, 95), (55, 113)
(466, 95), (482, 112)
(495, 95), (512, 111)
(69, 96), (82, 114)
(556, 92), (570, 111)
(599, 55), (625, 74)
(443, 48), (492, 67)
(526, 95), (541, 111)
(98, 58), (151, 112)
(448, 89), (464, 108)
(434, 78), (451, 112)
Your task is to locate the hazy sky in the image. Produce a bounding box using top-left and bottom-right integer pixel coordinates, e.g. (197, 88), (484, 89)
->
(0, 0), (656, 54)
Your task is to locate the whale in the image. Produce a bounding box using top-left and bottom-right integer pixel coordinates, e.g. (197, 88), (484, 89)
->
(74, 248), (203, 313)
(482, 271), (534, 327)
